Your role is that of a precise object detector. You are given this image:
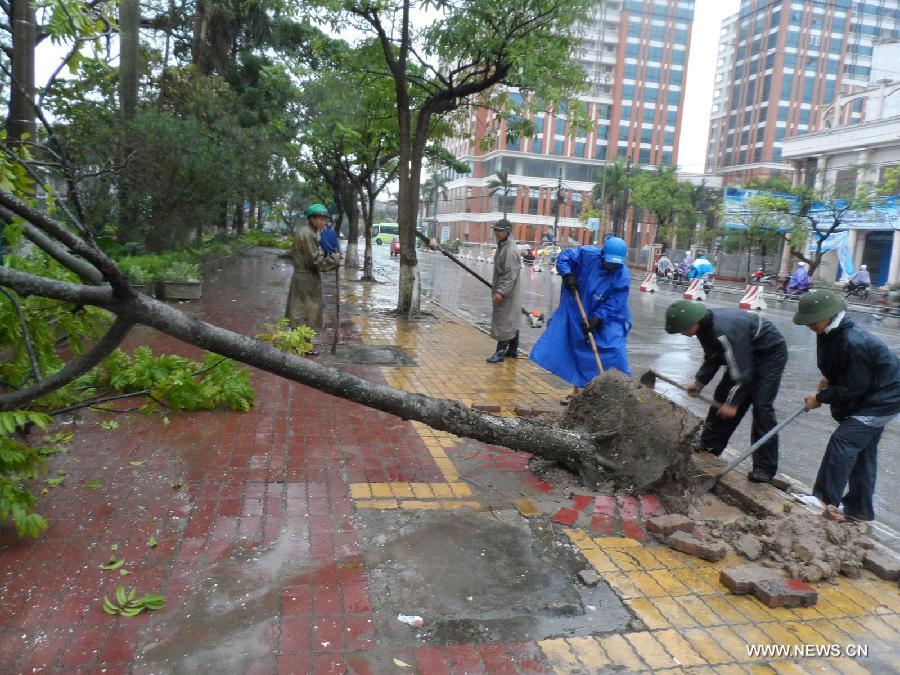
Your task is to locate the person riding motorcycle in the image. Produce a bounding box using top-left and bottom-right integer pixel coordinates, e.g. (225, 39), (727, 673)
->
(656, 254), (674, 278)
(847, 265), (871, 292)
(688, 256), (714, 280)
(786, 261), (810, 295)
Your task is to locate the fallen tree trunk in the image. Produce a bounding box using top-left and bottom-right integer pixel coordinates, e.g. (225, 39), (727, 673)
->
(0, 188), (692, 491)
(0, 265), (625, 485)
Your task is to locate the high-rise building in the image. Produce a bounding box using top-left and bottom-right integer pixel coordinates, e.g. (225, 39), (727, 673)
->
(705, 13), (738, 174)
(706, 0), (900, 184)
(432, 0), (695, 246)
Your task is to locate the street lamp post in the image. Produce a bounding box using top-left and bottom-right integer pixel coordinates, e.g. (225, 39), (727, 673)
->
(552, 169), (563, 244)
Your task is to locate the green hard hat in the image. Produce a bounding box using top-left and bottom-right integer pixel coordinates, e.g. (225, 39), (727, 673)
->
(793, 289), (845, 325)
(665, 300), (708, 334)
(304, 203), (330, 218)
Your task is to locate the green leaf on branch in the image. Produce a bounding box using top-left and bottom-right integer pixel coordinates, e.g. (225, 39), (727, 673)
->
(84, 480), (102, 489)
(100, 420), (120, 430)
(102, 586), (165, 616)
(100, 557), (125, 570)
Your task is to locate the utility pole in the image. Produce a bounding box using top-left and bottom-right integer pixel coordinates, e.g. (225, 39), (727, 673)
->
(552, 169), (563, 244)
(596, 161), (608, 245)
(620, 158), (633, 242)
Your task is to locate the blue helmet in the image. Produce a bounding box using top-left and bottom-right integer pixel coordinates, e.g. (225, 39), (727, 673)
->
(603, 236), (627, 265)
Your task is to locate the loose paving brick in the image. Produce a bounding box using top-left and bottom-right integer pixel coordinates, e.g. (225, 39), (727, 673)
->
(666, 530), (727, 561)
(646, 514), (695, 536)
(751, 578), (818, 608)
(551, 507), (580, 526)
(864, 550), (900, 581)
(720, 564), (782, 595)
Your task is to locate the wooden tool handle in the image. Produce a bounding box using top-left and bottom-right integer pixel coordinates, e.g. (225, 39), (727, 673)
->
(573, 290), (604, 374)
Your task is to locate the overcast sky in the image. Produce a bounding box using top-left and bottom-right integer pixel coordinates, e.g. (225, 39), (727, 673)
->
(678, 0), (740, 172)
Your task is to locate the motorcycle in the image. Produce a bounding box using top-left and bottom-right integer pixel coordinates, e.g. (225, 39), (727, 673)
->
(843, 282), (871, 300)
(774, 278), (811, 302)
(749, 268), (777, 287)
(657, 266), (675, 285)
(670, 263), (690, 287)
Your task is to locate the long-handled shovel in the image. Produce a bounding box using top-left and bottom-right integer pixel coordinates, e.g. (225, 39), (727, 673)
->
(639, 369), (721, 409)
(413, 229), (536, 321)
(331, 265), (340, 355)
(572, 289), (604, 374)
(699, 404), (808, 494)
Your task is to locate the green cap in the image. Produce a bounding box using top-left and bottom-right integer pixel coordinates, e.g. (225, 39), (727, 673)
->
(665, 300), (708, 334)
(304, 203), (330, 218)
(793, 289), (845, 325)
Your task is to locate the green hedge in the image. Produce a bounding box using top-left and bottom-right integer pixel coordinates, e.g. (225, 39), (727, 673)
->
(115, 232), (290, 283)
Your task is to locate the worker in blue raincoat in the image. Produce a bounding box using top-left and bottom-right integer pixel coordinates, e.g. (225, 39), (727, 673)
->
(530, 236), (632, 404)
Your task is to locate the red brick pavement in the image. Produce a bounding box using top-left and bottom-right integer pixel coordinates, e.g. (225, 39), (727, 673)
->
(0, 250), (562, 673)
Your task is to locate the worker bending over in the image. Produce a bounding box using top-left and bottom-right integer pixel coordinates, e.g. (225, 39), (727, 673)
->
(664, 301), (787, 483)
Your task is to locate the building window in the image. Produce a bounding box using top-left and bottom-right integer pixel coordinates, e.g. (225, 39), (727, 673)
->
(553, 140), (564, 155)
(835, 168), (858, 199)
(528, 189), (540, 215)
(571, 192), (583, 218)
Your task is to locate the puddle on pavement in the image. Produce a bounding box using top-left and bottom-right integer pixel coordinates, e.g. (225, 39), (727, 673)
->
(319, 344), (417, 367)
(356, 509), (631, 645)
(137, 515), (316, 672)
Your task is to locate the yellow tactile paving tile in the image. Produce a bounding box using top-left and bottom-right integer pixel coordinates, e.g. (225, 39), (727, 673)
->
(562, 530), (900, 670)
(582, 548), (617, 573)
(565, 636), (610, 671)
(354, 287), (900, 673)
(538, 638), (584, 674)
(598, 633), (645, 670)
(655, 628), (708, 667)
(628, 597), (670, 630)
(625, 630), (677, 669)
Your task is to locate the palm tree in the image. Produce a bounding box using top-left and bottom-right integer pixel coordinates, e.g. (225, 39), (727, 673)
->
(592, 160), (630, 238)
(487, 169), (515, 219)
(420, 173), (449, 238)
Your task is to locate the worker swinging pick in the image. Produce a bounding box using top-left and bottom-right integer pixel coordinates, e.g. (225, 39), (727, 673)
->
(530, 236), (632, 405)
(664, 301), (788, 483)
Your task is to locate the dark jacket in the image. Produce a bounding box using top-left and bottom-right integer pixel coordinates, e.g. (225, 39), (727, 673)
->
(816, 317), (900, 421)
(694, 309), (786, 407)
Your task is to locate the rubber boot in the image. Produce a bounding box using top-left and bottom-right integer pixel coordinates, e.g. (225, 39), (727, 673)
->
(486, 340), (509, 363)
(505, 331), (520, 358)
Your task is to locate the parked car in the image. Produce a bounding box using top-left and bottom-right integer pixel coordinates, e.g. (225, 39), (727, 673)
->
(390, 236), (401, 257)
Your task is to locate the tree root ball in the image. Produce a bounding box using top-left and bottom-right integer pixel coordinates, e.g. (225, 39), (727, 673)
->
(558, 370), (702, 495)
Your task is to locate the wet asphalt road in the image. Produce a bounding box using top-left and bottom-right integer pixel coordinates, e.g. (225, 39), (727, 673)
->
(372, 245), (900, 536)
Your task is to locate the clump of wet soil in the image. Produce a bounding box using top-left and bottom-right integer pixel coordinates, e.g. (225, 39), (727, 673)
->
(701, 508), (871, 582)
(557, 370), (702, 497)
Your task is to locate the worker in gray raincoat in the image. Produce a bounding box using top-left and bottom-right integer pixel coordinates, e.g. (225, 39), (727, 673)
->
(285, 203), (340, 333)
(486, 219), (523, 363)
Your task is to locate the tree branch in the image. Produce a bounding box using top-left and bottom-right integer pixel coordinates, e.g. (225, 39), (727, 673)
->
(0, 190), (129, 294)
(0, 317), (132, 411)
(0, 266), (616, 478)
(11, 216), (103, 285)
(0, 287), (42, 383)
